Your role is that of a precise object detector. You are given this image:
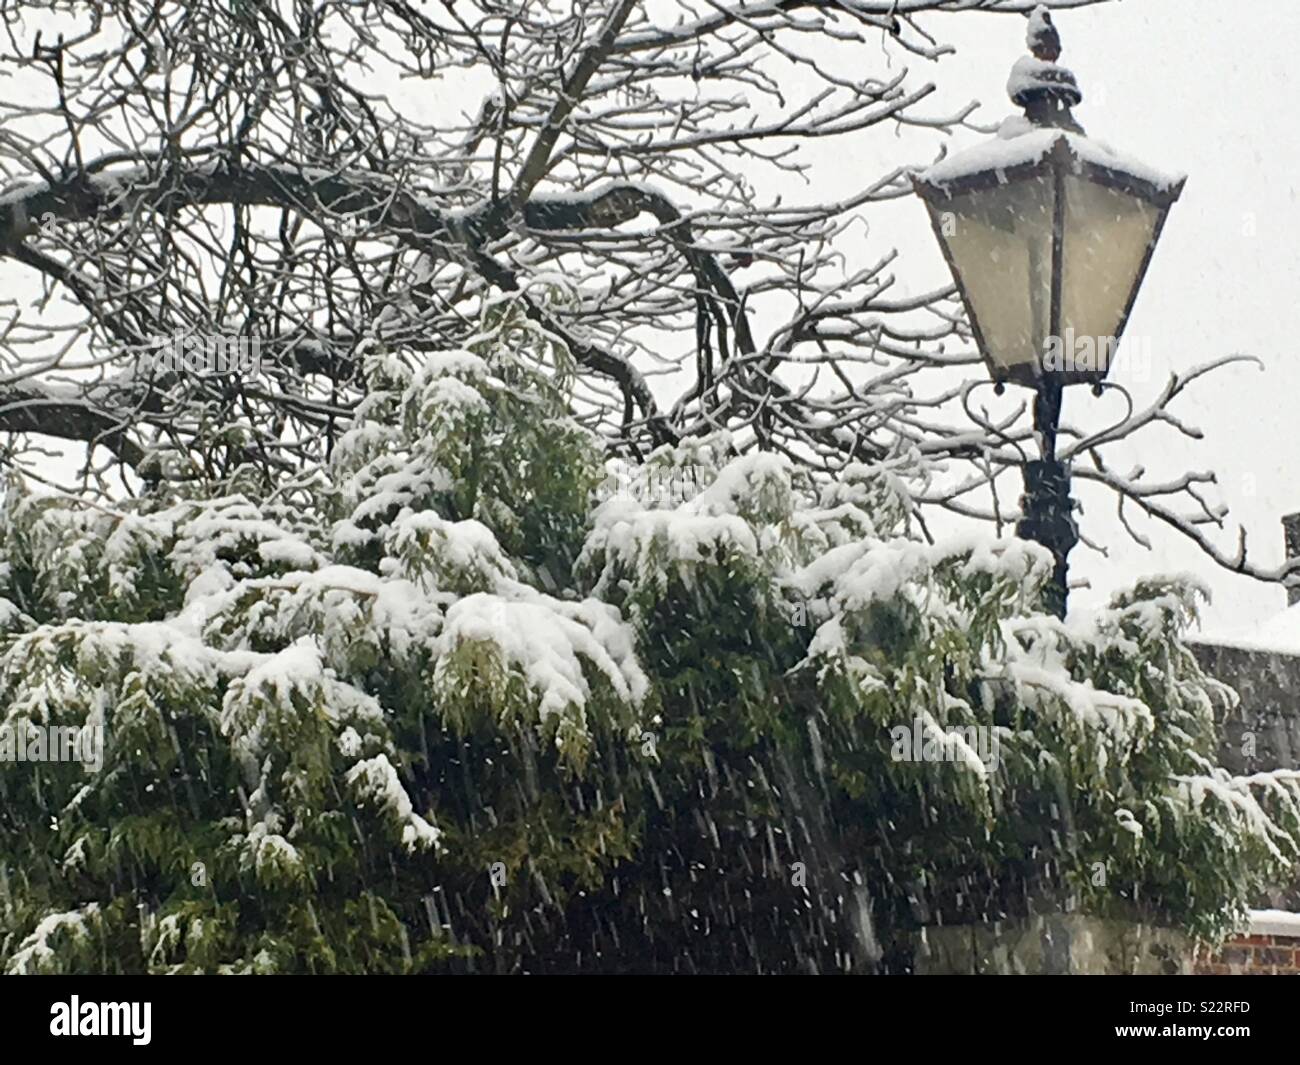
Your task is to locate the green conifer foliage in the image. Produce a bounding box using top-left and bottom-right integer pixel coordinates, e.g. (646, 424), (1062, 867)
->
(1, 304), (1295, 973)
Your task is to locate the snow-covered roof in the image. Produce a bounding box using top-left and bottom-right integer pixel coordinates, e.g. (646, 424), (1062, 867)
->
(916, 121), (1185, 196)
(1247, 908), (1300, 937)
(1191, 601), (1300, 657)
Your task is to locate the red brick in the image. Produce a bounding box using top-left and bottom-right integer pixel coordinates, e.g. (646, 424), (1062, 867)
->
(1256, 947), (1294, 966)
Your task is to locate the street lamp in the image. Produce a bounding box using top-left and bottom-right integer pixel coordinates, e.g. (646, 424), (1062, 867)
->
(912, 7), (1185, 617)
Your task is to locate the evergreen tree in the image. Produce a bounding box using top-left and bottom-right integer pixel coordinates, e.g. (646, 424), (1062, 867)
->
(1, 304), (1295, 974)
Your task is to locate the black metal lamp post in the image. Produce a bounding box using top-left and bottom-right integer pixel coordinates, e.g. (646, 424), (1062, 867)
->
(912, 7), (1185, 617)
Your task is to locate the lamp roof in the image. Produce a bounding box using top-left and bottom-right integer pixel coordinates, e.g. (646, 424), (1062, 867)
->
(914, 125), (1185, 203)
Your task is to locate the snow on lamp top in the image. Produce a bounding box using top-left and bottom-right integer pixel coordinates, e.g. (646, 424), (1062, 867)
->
(915, 5), (1185, 196)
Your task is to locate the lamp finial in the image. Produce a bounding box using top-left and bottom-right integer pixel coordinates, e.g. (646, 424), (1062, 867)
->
(1010, 5), (1083, 133)
(1027, 5), (1062, 62)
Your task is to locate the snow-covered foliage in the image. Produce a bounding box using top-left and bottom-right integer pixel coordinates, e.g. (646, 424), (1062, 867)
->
(1, 306), (1295, 973)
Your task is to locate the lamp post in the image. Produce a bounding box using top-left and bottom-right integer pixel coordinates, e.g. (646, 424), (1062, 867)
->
(912, 7), (1185, 617)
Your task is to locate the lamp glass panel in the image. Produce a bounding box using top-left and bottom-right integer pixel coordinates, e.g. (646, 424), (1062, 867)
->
(931, 174), (1055, 375)
(1059, 174), (1160, 375)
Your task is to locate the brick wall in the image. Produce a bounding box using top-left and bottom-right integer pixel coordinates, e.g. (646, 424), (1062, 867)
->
(1195, 932), (1300, 975)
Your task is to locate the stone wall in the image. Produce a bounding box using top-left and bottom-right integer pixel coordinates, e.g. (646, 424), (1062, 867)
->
(1192, 640), (1300, 912)
(914, 915), (1192, 975)
(1191, 641), (1300, 778)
